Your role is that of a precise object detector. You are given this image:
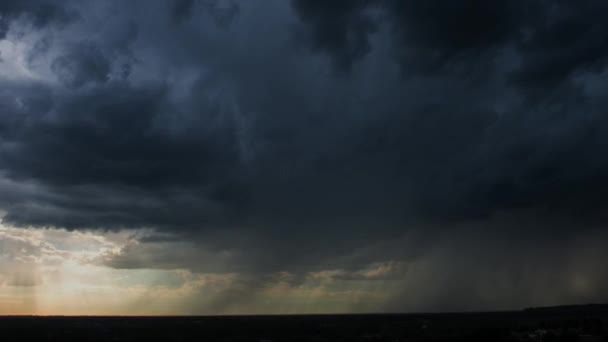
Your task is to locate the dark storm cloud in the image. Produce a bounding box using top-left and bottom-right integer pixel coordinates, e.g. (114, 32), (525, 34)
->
(170, 0), (240, 28)
(291, 0), (608, 223)
(170, 0), (196, 24)
(0, 0), (75, 38)
(51, 43), (111, 88)
(0, 79), (249, 229)
(510, 0), (608, 88)
(385, 0), (533, 73)
(2, 0), (608, 307)
(293, 0), (533, 72)
(294, 0), (608, 81)
(292, 0), (378, 71)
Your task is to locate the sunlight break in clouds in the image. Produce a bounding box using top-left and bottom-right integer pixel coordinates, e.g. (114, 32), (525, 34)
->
(0, 220), (400, 315)
(0, 222), (195, 315)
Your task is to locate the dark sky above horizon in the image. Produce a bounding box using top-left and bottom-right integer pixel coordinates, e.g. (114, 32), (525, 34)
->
(1, 0), (608, 315)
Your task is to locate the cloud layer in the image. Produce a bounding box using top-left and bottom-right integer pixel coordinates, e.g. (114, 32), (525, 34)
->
(1, 0), (608, 312)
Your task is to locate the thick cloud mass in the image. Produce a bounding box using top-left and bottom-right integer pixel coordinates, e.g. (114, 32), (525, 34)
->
(2, 0), (608, 311)
(0, 0), (74, 39)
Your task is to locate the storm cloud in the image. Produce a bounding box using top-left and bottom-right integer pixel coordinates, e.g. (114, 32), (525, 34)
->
(1, 0), (608, 312)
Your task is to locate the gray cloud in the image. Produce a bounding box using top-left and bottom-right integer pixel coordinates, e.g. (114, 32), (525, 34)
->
(0, 0), (75, 39)
(51, 43), (111, 88)
(1, 0), (608, 311)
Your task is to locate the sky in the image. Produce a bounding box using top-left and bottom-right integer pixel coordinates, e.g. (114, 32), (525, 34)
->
(2, 0), (608, 315)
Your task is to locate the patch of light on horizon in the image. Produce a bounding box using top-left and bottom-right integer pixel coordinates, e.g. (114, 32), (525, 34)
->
(0, 222), (194, 315)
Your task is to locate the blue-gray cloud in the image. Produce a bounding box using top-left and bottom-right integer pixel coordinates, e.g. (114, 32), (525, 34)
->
(1, 0), (608, 310)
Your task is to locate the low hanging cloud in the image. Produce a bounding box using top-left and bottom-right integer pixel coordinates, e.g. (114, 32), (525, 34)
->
(1, 0), (608, 312)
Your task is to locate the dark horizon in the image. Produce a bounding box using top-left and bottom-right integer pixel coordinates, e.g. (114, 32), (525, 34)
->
(5, 302), (608, 317)
(2, 304), (608, 342)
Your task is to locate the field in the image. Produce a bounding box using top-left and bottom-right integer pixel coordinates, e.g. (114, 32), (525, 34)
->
(2, 305), (608, 341)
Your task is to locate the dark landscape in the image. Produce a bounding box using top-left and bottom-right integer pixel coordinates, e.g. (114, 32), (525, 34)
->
(3, 305), (608, 342)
